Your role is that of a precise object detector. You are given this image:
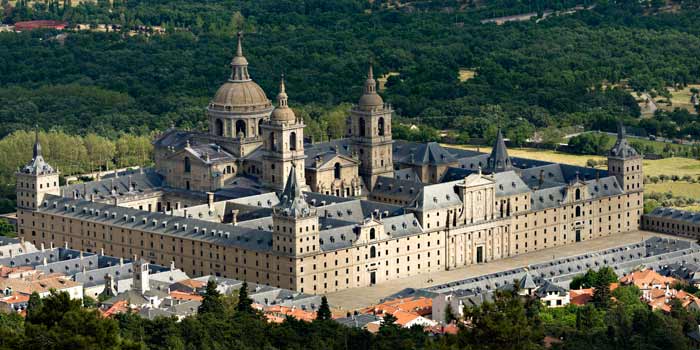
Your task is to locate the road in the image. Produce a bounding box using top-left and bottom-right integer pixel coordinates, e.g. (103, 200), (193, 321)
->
(325, 230), (684, 311)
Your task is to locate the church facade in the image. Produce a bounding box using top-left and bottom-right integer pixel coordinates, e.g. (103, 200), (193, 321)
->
(16, 35), (644, 294)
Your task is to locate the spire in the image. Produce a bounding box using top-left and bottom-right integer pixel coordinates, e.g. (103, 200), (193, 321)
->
(364, 63), (376, 95)
(275, 164), (313, 218)
(236, 31), (243, 57)
(271, 74), (295, 121)
(487, 129), (512, 173)
(230, 32), (250, 82)
(617, 120), (626, 141)
(277, 74), (288, 107)
(358, 62), (383, 108)
(33, 125), (41, 159)
(609, 120), (639, 158)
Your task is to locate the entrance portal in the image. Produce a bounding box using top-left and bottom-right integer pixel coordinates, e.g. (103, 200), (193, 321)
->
(370, 271), (376, 285)
(575, 229), (581, 242)
(476, 246), (484, 264)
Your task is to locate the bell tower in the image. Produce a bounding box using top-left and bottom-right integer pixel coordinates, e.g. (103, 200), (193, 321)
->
(261, 76), (307, 191)
(271, 165), (319, 256)
(349, 64), (394, 189)
(607, 122), (643, 193)
(16, 130), (60, 211)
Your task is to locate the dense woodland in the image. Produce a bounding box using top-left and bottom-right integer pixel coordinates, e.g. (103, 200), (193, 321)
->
(0, 277), (696, 350)
(2, 0), (700, 211)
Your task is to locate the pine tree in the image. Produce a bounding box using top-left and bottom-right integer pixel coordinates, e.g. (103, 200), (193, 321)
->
(592, 279), (612, 309)
(25, 292), (43, 323)
(198, 279), (224, 315)
(316, 296), (332, 321)
(379, 313), (399, 333)
(235, 281), (254, 314)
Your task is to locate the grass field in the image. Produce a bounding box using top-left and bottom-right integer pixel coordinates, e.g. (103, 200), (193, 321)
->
(448, 144), (700, 178)
(458, 68), (476, 82)
(665, 84), (700, 114)
(646, 181), (700, 198)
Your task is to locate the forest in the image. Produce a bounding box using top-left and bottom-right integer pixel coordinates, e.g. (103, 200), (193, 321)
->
(0, 277), (695, 350)
(1, 0), (700, 212)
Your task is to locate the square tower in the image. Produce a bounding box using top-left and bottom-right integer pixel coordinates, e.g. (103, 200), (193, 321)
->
(607, 122), (643, 193)
(16, 132), (60, 211)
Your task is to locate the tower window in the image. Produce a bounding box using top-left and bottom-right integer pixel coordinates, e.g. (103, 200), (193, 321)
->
(184, 157), (191, 173)
(378, 117), (385, 136)
(215, 119), (224, 136)
(269, 132), (276, 151)
(359, 117), (366, 137)
(289, 132), (297, 151)
(235, 120), (247, 137)
(334, 162), (341, 179)
(575, 188), (581, 201)
(369, 228), (376, 240)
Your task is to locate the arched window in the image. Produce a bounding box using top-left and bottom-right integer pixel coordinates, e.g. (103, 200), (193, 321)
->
(269, 132), (276, 151)
(184, 157), (191, 173)
(575, 188), (581, 201)
(214, 119), (224, 136)
(289, 132), (297, 151)
(359, 118), (366, 137)
(334, 162), (341, 179)
(258, 119), (263, 137)
(370, 246), (376, 258)
(369, 228), (375, 240)
(575, 206), (581, 217)
(378, 117), (385, 136)
(235, 120), (246, 138)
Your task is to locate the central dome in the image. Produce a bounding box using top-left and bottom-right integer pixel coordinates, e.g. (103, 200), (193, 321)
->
(210, 80), (272, 112)
(208, 32), (272, 114)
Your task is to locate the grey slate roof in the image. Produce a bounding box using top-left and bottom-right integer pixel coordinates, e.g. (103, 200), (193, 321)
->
(186, 143), (235, 165)
(62, 169), (164, 200)
(336, 314), (381, 328)
(396, 142), (457, 166)
(487, 130), (513, 173)
(609, 122), (639, 158)
(21, 133), (55, 175)
(646, 207), (700, 224)
(273, 166), (314, 218)
(413, 180), (463, 211)
(494, 171), (530, 197)
(38, 195), (273, 252)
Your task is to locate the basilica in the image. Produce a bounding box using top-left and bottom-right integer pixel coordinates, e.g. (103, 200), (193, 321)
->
(16, 35), (644, 294)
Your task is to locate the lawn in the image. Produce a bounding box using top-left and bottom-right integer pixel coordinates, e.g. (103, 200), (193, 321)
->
(642, 157), (700, 178)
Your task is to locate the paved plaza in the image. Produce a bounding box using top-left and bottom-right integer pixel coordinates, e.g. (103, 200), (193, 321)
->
(326, 230), (685, 310)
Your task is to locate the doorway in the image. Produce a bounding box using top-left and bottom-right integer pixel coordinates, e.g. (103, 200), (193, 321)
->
(476, 246), (484, 264)
(370, 271), (376, 285)
(575, 229), (581, 242)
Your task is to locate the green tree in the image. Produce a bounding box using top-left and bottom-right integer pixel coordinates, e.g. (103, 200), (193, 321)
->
(235, 281), (254, 314)
(198, 279), (224, 315)
(316, 296), (332, 321)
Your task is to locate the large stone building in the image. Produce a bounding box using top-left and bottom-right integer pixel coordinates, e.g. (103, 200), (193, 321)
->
(16, 35), (644, 294)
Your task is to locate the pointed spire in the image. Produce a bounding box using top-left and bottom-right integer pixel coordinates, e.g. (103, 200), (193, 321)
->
(230, 32), (250, 81)
(277, 74), (288, 107)
(617, 120), (626, 140)
(33, 125), (41, 159)
(275, 164), (313, 218)
(358, 62), (383, 108)
(236, 31), (243, 57)
(487, 129), (513, 173)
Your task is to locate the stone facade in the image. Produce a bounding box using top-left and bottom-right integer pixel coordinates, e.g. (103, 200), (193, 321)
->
(15, 36), (644, 295)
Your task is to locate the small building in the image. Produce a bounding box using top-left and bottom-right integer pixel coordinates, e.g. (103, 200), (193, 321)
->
(14, 20), (67, 31)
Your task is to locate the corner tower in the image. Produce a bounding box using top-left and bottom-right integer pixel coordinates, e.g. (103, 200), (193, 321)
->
(206, 32), (273, 157)
(261, 76), (307, 191)
(349, 64), (394, 189)
(607, 122), (643, 193)
(271, 166), (319, 256)
(16, 130), (60, 211)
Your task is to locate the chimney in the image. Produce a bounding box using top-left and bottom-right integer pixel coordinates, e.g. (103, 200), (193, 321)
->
(207, 192), (215, 209)
(100, 247), (104, 256)
(119, 257), (124, 266)
(40, 243), (45, 252)
(232, 209), (239, 225)
(539, 169), (544, 188)
(170, 261), (175, 271)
